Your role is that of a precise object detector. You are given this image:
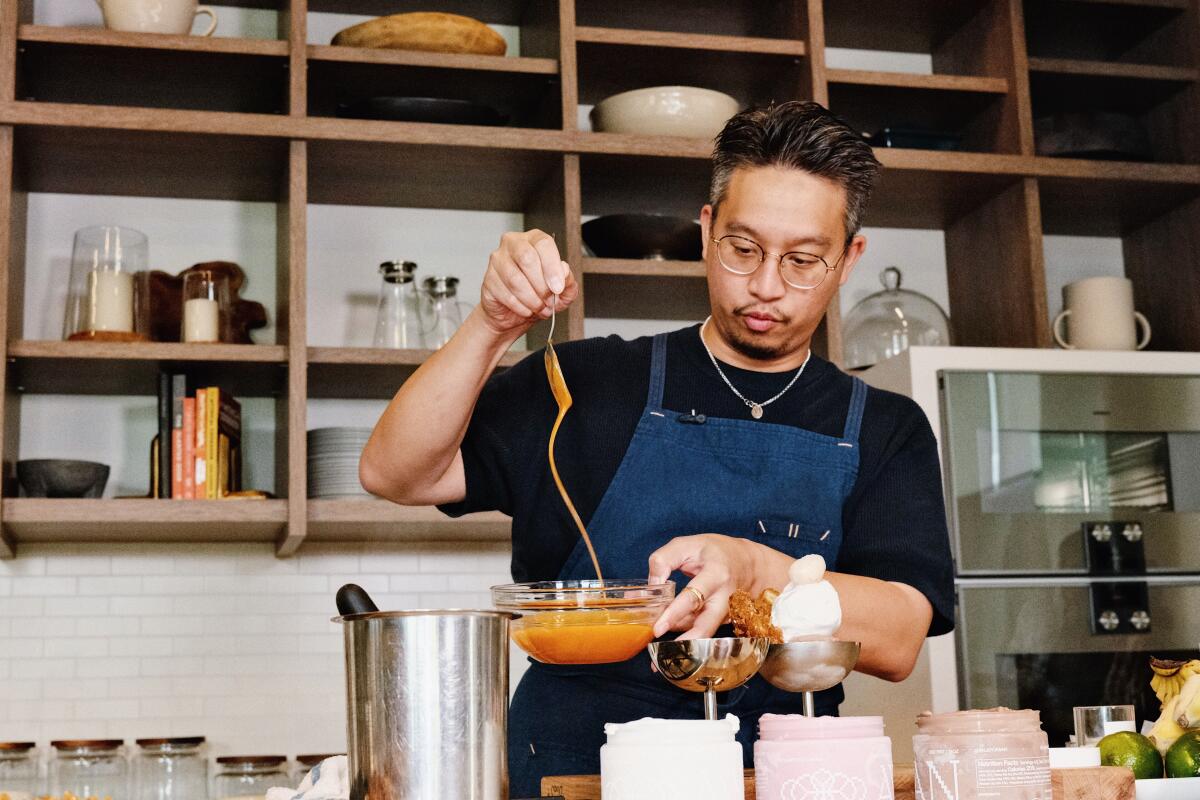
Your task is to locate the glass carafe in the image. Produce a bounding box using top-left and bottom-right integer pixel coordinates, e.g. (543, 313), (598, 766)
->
(373, 260), (422, 349)
(419, 276), (472, 349)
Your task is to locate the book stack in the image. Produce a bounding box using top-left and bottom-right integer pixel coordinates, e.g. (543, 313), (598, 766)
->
(156, 374), (242, 499)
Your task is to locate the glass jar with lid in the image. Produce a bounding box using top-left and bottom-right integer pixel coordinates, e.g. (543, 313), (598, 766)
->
(913, 709), (1052, 800)
(212, 756), (288, 800)
(50, 739), (127, 800)
(132, 737), (207, 800)
(842, 266), (952, 370)
(0, 742), (41, 800)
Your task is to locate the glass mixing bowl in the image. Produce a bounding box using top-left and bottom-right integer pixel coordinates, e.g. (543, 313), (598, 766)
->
(491, 579), (675, 665)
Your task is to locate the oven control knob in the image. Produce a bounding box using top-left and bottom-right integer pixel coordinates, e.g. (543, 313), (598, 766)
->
(1098, 610), (1121, 631)
(1122, 523), (1144, 542)
(1130, 610), (1151, 631)
(1092, 524), (1113, 543)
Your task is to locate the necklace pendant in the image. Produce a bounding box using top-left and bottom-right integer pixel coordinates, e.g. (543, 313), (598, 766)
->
(750, 403), (764, 420)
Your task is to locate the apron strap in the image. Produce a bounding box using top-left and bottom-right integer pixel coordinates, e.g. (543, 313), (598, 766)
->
(842, 377), (868, 443)
(647, 333), (668, 409)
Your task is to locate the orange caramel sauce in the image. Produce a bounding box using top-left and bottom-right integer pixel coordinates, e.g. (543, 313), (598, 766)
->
(511, 609), (656, 664)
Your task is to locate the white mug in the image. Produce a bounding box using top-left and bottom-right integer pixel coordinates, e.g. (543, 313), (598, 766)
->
(95, 0), (218, 36)
(1052, 276), (1151, 351)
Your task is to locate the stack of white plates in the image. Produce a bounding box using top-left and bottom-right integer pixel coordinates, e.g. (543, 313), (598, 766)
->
(308, 427), (373, 499)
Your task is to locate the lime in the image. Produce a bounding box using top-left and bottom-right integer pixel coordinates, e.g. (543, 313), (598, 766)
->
(1099, 731), (1163, 779)
(1165, 730), (1200, 778)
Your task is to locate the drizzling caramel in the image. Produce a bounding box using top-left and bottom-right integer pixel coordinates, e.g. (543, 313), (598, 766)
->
(545, 299), (603, 580)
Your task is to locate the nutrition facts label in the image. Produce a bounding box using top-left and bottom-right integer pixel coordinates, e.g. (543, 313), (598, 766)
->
(976, 757), (1052, 794)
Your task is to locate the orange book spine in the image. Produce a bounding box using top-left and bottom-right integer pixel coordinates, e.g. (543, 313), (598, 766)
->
(182, 397), (196, 500)
(171, 427), (183, 499)
(194, 388), (207, 496)
(205, 387), (219, 499)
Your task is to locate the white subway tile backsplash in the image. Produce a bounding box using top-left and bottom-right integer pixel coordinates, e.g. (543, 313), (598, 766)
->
(76, 657), (140, 678)
(0, 540), (515, 756)
(12, 576), (78, 596)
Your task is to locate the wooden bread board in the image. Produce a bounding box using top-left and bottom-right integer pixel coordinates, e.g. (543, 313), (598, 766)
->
(541, 765), (1135, 800)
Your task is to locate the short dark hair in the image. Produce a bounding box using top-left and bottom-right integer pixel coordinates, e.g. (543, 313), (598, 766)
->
(710, 101), (881, 240)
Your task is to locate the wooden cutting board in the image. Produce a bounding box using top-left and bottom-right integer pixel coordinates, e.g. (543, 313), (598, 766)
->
(541, 765), (1135, 799)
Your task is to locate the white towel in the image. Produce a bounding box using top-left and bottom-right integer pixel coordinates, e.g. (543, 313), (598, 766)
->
(264, 755), (349, 800)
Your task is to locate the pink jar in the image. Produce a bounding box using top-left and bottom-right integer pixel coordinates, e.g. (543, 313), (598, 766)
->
(754, 714), (894, 800)
(912, 709), (1052, 800)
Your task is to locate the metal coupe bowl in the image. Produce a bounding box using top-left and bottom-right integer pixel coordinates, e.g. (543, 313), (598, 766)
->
(590, 85), (739, 139)
(581, 214), (703, 261)
(758, 639), (861, 693)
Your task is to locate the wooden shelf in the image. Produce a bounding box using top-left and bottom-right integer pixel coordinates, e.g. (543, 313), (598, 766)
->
(827, 69), (1008, 94)
(306, 44), (556, 75)
(307, 347), (529, 399)
(573, 1), (803, 40)
(583, 258), (705, 278)
(2, 499), (288, 543)
(8, 341), (288, 396)
(306, 499), (509, 542)
(574, 26), (805, 57)
(1027, 57), (1199, 82)
(17, 26), (288, 114)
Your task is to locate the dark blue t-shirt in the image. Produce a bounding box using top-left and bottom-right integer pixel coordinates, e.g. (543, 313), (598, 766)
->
(441, 324), (955, 636)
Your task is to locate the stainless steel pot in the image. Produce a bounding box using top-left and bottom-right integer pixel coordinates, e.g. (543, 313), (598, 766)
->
(337, 604), (512, 800)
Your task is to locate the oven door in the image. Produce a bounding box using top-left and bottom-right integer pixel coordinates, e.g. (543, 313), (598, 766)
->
(957, 578), (1200, 746)
(941, 371), (1200, 574)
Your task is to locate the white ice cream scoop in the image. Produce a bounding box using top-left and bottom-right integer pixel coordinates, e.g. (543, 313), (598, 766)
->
(772, 554), (841, 641)
(788, 554), (826, 585)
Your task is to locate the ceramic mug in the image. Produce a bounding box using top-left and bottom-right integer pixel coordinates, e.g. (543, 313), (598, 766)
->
(1052, 276), (1151, 351)
(95, 0), (218, 36)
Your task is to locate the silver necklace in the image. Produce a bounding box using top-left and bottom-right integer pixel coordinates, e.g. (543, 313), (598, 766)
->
(698, 316), (810, 420)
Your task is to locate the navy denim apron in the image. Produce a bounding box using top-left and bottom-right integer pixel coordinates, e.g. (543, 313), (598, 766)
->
(508, 333), (867, 796)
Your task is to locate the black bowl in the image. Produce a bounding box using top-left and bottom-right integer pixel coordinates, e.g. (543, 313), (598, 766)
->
(336, 96), (508, 127)
(18, 459), (110, 498)
(581, 214), (703, 261)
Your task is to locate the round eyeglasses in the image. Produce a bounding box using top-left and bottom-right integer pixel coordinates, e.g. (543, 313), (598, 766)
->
(711, 234), (845, 290)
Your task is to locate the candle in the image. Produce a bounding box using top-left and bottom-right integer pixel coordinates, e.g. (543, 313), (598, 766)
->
(87, 269), (134, 332)
(184, 297), (221, 342)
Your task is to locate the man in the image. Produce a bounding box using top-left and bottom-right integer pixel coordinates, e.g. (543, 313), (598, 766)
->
(360, 100), (955, 795)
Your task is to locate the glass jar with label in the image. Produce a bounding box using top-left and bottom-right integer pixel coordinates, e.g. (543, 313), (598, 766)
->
(132, 737), (207, 800)
(913, 709), (1052, 800)
(212, 756), (288, 800)
(0, 742), (41, 800)
(50, 739), (127, 800)
(755, 714), (894, 800)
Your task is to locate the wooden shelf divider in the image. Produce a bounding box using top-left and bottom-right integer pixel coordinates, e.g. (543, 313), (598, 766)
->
(583, 258), (705, 278)
(307, 43), (558, 74)
(18, 24), (289, 56)
(574, 25), (806, 56)
(2, 498), (288, 542)
(1027, 56), (1199, 82)
(826, 68), (1009, 93)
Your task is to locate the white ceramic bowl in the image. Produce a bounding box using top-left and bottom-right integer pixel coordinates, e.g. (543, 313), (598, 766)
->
(590, 86), (739, 139)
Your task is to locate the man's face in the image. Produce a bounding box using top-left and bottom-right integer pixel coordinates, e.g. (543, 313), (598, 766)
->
(700, 165), (866, 363)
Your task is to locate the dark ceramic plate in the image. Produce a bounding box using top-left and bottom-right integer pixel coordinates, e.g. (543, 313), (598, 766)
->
(336, 96), (508, 127)
(581, 214), (703, 261)
(865, 127), (963, 151)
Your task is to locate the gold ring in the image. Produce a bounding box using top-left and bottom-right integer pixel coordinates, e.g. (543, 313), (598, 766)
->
(684, 585), (706, 609)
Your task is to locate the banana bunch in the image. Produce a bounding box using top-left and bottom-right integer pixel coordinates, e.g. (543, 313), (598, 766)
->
(1152, 658), (1200, 707)
(1148, 658), (1200, 754)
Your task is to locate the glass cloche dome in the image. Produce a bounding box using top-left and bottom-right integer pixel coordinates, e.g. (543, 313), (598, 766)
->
(843, 266), (951, 370)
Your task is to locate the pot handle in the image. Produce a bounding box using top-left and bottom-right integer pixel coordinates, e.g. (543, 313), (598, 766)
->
(336, 583), (379, 615)
(1134, 311), (1152, 350)
(1052, 309), (1074, 349)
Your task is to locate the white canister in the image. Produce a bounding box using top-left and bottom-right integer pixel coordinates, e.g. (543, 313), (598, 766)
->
(601, 716), (743, 800)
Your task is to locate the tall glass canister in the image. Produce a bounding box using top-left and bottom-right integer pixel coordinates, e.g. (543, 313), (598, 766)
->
(50, 739), (127, 800)
(0, 742), (40, 800)
(133, 737), (207, 800)
(212, 756), (288, 800)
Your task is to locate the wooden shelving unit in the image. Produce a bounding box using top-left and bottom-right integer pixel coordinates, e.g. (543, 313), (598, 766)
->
(0, 0), (1198, 557)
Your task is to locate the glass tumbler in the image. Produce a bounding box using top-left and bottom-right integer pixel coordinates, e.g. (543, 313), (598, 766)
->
(63, 226), (150, 342)
(50, 739), (127, 800)
(1073, 704), (1137, 746)
(373, 260), (422, 348)
(212, 755), (288, 800)
(182, 270), (230, 343)
(133, 737), (207, 800)
(0, 742), (41, 800)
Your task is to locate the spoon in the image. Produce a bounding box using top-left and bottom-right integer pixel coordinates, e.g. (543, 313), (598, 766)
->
(545, 295), (604, 581)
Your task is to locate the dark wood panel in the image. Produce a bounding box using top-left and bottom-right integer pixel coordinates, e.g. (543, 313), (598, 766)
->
(306, 348), (528, 399)
(306, 0), (530, 25)
(1124, 195), (1200, 350)
(823, 0), (991, 53)
(1039, 174), (1200, 235)
(575, 26), (804, 56)
(17, 30), (289, 114)
(14, 124), (288, 201)
(944, 178), (1049, 347)
(582, 273), (710, 322)
(1023, 0), (1193, 65)
(573, 1), (802, 39)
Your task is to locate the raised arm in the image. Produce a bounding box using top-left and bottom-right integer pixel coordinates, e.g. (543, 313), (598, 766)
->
(359, 230), (576, 506)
